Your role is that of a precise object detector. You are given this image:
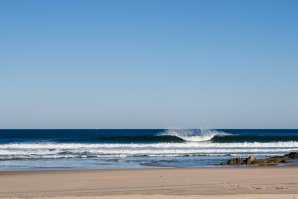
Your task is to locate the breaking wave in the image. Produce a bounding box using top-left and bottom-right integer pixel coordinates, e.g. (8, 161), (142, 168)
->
(1, 129), (298, 162)
(161, 128), (229, 142)
(0, 141), (298, 160)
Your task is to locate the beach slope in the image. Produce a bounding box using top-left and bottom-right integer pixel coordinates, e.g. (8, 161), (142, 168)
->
(0, 168), (297, 198)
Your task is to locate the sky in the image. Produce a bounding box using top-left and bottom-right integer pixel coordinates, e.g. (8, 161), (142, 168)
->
(0, 0), (297, 129)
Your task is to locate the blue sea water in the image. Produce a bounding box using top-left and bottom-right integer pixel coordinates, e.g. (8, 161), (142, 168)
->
(0, 129), (298, 170)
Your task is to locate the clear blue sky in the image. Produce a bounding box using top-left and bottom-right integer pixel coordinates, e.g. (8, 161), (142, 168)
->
(0, 0), (297, 129)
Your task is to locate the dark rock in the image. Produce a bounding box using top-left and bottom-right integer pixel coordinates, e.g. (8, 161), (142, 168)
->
(227, 158), (244, 165)
(221, 154), (289, 166)
(252, 156), (289, 166)
(285, 152), (298, 159)
(270, 156), (289, 163)
(224, 156), (256, 165)
(253, 159), (267, 165)
(245, 155), (256, 165)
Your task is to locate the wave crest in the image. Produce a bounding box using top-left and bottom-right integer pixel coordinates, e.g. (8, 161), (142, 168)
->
(161, 128), (229, 142)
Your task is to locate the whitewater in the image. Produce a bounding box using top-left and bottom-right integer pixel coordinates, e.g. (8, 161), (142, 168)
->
(1, 129), (298, 170)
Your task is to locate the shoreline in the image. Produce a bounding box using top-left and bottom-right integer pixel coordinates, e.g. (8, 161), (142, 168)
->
(0, 167), (298, 198)
(0, 163), (297, 171)
(1, 161), (297, 172)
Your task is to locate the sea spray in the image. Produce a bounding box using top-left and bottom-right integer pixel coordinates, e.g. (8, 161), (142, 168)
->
(161, 128), (229, 142)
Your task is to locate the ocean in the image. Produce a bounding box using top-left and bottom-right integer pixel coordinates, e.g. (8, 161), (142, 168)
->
(0, 129), (298, 170)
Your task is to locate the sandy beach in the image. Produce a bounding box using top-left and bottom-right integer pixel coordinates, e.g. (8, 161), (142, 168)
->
(0, 167), (298, 199)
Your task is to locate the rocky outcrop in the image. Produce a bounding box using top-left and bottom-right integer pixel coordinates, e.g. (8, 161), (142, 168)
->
(253, 156), (289, 166)
(285, 152), (298, 159)
(245, 155), (256, 164)
(221, 153), (293, 166)
(220, 156), (255, 166)
(227, 158), (244, 165)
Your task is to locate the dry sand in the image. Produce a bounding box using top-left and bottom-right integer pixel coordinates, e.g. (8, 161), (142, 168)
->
(0, 167), (297, 199)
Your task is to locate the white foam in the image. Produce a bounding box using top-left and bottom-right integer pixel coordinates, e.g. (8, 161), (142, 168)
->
(161, 128), (229, 142)
(0, 141), (298, 159)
